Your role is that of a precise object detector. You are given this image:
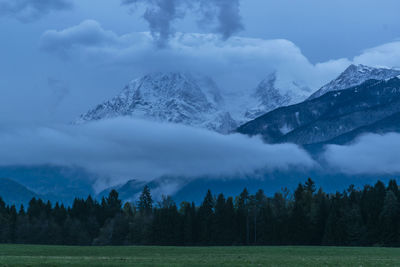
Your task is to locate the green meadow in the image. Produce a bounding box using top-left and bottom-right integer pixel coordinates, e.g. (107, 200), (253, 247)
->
(1, 245), (400, 266)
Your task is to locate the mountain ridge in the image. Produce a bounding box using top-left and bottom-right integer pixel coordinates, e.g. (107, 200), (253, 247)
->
(309, 64), (400, 100)
(238, 76), (400, 145)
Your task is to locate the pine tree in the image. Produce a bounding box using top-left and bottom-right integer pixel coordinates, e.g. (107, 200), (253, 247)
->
(214, 193), (227, 244)
(198, 190), (215, 244)
(181, 201), (197, 245)
(106, 190), (122, 218)
(380, 190), (400, 245)
(138, 186), (153, 216)
(236, 188), (249, 244)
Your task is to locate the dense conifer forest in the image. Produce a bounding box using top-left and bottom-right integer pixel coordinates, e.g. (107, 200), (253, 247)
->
(0, 179), (399, 246)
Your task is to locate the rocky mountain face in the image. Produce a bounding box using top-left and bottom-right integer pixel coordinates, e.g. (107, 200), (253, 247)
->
(78, 72), (310, 133)
(309, 64), (400, 100)
(238, 77), (400, 145)
(78, 72), (237, 133)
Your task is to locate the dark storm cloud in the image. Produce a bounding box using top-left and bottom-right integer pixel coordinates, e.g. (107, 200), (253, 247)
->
(197, 0), (243, 40)
(122, 0), (184, 47)
(0, 0), (72, 22)
(121, 0), (243, 46)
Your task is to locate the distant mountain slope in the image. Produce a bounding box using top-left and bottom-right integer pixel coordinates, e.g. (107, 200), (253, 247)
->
(315, 111), (400, 146)
(98, 177), (187, 203)
(98, 179), (145, 202)
(309, 64), (400, 100)
(0, 165), (95, 204)
(98, 172), (400, 204)
(238, 77), (400, 145)
(0, 178), (38, 206)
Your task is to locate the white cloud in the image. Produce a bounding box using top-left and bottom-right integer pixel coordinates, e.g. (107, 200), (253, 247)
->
(39, 20), (350, 94)
(0, 118), (316, 191)
(353, 41), (400, 69)
(323, 133), (400, 175)
(40, 20), (400, 92)
(40, 20), (120, 55)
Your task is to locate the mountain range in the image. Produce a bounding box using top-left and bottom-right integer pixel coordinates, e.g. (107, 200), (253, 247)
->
(83, 63), (400, 202)
(77, 72), (310, 133)
(238, 67), (400, 146)
(2, 64), (400, 205)
(78, 64), (400, 138)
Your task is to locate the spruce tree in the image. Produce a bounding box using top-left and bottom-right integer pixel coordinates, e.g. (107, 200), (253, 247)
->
(198, 190), (215, 244)
(138, 185), (153, 216)
(380, 190), (400, 245)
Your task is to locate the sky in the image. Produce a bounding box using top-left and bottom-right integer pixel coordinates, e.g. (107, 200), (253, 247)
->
(1, 0), (400, 191)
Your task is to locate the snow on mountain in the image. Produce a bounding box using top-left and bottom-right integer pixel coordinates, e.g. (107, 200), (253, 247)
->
(78, 71), (312, 133)
(309, 64), (400, 100)
(78, 72), (238, 133)
(243, 72), (311, 120)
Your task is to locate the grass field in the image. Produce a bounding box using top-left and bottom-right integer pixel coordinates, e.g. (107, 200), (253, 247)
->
(0, 245), (400, 266)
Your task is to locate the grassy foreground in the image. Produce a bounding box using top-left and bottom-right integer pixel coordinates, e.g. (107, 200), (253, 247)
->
(0, 245), (400, 266)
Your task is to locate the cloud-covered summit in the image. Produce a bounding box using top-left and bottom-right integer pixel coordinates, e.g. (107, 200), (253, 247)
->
(31, 20), (400, 127)
(39, 20), (342, 94)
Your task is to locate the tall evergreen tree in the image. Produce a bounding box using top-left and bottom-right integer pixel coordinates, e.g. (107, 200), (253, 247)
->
(380, 190), (400, 245)
(138, 186), (153, 216)
(198, 190), (215, 244)
(236, 188), (249, 244)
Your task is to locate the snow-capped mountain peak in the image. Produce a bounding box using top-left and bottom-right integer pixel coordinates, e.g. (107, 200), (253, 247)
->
(77, 72), (238, 133)
(309, 64), (400, 99)
(78, 71), (313, 133)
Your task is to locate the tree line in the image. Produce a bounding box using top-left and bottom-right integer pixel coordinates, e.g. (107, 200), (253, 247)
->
(0, 178), (399, 246)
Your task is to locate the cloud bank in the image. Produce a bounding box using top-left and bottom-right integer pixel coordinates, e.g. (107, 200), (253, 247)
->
(40, 20), (347, 93)
(0, 0), (72, 22)
(122, 0), (243, 47)
(353, 41), (400, 69)
(0, 118), (315, 190)
(323, 133), (400, 175)
(40, 20), (400, 95)
(40, 20), (120, 56)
